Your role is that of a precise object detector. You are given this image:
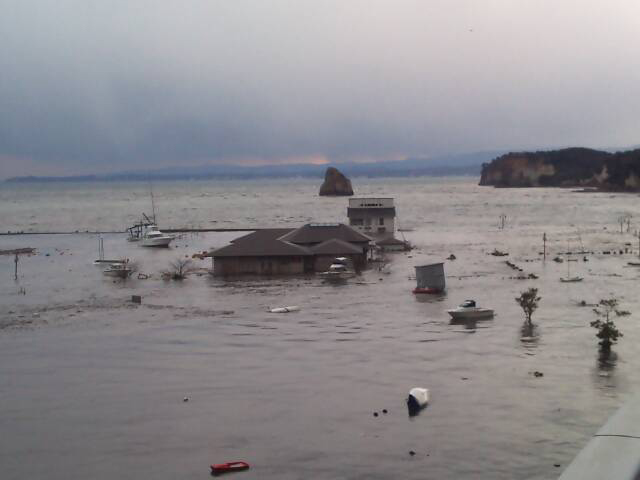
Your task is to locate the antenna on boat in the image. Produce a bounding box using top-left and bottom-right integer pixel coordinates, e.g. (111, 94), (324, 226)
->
(149, 182), (157, 224)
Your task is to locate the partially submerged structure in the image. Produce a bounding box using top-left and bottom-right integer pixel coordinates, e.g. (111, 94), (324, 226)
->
(413, 263), (446, 294)
(209, 223), (371, 276)
(347, 198), (396, 238)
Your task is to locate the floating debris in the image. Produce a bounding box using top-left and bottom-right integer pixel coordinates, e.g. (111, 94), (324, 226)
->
(268, 306), (300, 313)
(210, 461), (250, 476)
(407, 387), (429, 416)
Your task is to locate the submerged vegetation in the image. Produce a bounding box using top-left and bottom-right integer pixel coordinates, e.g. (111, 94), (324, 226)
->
(516, 288), (541, 326)
(591, 298), (625, 353)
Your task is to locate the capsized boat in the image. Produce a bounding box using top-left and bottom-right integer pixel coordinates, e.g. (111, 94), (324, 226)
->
(447, 300), (494, 320)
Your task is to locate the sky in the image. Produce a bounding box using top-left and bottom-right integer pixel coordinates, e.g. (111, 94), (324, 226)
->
(1, 0), (640, 178)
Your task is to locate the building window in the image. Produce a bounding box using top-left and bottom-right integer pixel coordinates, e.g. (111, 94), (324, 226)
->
(351, 218), (364, 226)
(379, 217), (384, 225)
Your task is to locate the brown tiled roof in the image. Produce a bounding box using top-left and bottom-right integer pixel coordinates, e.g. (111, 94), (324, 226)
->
(279, 223), (371, 245)
(211, 229), (312, 257)
(309, 238), (364, 255)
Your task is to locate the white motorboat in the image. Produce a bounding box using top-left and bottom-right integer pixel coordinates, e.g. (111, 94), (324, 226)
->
(103, 261), (133, 279)
(317, 257), (356, 280)
(140, 225), (173, 247)
(447, 300), (494, 320)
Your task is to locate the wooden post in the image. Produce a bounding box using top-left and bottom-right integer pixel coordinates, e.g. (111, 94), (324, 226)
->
(543, 232), (547, 261)
(14, 253), (18, 280)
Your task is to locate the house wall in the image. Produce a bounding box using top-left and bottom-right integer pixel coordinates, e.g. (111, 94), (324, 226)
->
(212, 256), (306, 276)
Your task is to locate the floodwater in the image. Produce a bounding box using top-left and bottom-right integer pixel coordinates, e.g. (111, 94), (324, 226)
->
(1, 177), (640, 479)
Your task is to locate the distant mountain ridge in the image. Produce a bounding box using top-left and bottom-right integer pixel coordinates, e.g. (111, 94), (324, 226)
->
(479, 147), (640, 190)
(5, 152), (498, 182)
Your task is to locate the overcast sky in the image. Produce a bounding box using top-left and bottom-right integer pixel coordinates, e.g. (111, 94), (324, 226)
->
(1, 1), (639, 177)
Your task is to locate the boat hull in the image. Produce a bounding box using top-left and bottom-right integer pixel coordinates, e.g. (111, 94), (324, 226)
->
(447, 308), (494, 320)
(140, 237), (173, 247)
(103, 268), (132, 279)
(317, 272), (356, 280)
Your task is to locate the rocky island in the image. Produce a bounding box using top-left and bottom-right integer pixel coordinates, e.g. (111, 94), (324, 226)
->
(479, 147), (640, 191)
(319, 167), (354, 196)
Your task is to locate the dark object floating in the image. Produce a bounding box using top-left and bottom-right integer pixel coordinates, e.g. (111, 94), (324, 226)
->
(413, 263), (445, 294)
(382, 409), (388, 414)
(533, 371), (544, 377)
(490, 249), (509, 256)
(409, 450), (416, 456)
(373, 411), (379, 417)
(447, 254), (456, 260)
(211, 462), (250, 476)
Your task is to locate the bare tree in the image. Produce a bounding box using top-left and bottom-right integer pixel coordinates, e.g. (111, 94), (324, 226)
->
(168, 258), (194, 280)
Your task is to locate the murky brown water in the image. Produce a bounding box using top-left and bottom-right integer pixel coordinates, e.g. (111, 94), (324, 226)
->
(1, 178), (640, 479)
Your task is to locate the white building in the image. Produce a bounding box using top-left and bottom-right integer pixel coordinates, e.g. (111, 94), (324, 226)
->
(347, 197), (396, 238)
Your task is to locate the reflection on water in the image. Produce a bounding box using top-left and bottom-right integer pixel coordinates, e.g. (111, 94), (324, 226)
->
(597, 350), (618, 371)
(520, 321), (540, 349)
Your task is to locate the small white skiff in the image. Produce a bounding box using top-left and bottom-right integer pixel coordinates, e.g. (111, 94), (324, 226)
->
(447, 300), (494, 320)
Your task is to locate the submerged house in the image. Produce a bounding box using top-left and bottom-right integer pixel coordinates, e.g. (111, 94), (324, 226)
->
(209, 223), (371, 276)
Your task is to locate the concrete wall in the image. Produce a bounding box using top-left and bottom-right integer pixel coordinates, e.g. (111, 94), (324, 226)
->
(558, 394), (640, 480)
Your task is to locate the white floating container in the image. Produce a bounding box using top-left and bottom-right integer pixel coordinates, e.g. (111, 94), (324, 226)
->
(268, 306), (300, 313)
(407, 387), (430, 411)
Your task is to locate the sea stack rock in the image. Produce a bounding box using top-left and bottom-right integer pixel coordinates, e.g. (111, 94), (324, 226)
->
(319, 167), (354, 196)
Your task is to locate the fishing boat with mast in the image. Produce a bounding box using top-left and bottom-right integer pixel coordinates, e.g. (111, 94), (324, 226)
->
(126, 187), (174, 247)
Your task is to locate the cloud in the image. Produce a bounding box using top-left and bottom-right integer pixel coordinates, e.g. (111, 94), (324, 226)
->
(2, 0), (640, 176)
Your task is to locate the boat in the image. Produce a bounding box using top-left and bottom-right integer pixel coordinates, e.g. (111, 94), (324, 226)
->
(412, 262), (445, 294)
(140, 224), (173, 247)
(560, 248), (583, 282)
(318, 257), (356, 280)
(103, 261), (133, 279)
(93, 235), (127, 264)
(447, 300), (494, 320)
(126, 186), (174, 247)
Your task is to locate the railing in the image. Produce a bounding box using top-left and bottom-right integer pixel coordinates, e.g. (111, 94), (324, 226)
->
(558, 394), (640, 479)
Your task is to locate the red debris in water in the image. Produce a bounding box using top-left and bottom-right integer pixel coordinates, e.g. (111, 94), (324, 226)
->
(210, 461), (250, 476)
